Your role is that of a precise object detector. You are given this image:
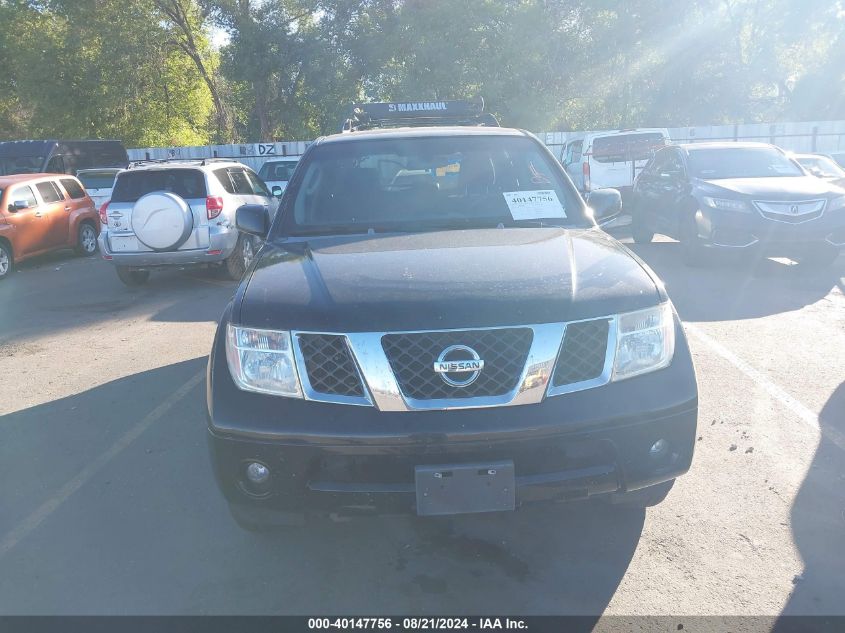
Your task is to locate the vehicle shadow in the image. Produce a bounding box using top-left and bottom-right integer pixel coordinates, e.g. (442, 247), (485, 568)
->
(0, 358), (644, 615)
(778, 383), (845, 616)
(626, 240), (843, 322)
(0, 255), (236, 344)
(10, 246), (90, 272)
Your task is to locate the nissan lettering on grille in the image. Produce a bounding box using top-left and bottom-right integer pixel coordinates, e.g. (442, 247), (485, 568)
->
(433, 345), (485, 387)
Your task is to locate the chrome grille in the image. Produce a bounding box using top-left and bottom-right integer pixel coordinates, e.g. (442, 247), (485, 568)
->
(754, 199), (825, 224)
(297, 334), (365, 397)
(381, 328), (534, 400)
(552, 319), (610, 387)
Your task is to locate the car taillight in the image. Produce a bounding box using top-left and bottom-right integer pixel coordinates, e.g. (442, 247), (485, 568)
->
(99, 201), (109, 226)
(582, 162), (591, 192)
(206, 196), (224, 220)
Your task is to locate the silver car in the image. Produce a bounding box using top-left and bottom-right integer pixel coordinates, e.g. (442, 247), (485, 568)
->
(98, 159), (278, 286)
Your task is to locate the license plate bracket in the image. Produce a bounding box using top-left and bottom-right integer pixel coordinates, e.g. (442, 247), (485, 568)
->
(415, 461), (516, 516)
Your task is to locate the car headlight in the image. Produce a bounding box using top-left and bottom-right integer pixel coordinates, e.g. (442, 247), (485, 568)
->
(612, 303), (675, 380)
(702, 196), (749, 212)
(225, 325), (303, 397)
(829, 195), (845, 211)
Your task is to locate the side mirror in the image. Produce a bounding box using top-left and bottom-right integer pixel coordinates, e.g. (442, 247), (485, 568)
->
(271, 186), (283, 198)
(236, 204), (270, 238)
(809, 167), (824, 178)
(9, 200), (29, 212)
(587, 188), (622, 225)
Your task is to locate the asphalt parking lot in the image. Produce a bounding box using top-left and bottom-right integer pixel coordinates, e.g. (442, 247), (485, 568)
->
(0, 239), (843, 616)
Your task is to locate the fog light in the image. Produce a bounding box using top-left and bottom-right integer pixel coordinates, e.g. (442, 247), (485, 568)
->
(245, 461), (270, 484)
(649, 439), (669, 458)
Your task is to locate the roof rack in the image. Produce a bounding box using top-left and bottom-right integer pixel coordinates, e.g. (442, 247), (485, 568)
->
(127, 157), (236, 169)
(341, 98), (499, 132)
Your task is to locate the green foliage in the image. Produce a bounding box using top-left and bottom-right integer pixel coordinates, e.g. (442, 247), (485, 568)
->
(1, 0), (845, 145)
(0, 0), (213, 146)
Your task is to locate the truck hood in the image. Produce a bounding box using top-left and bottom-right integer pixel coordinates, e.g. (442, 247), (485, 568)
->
(695, 176), (837, 199)
(237, 228), (664, 332)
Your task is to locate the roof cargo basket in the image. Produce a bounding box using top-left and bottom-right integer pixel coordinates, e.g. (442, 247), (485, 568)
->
(341, 98), (499, 132)
(127, 157), (233, 169)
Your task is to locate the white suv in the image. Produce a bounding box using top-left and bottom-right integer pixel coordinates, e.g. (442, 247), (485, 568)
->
(98, 159), (278, 286)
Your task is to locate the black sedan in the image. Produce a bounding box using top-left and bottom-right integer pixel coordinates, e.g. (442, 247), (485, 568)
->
(630, 142), (845, 266)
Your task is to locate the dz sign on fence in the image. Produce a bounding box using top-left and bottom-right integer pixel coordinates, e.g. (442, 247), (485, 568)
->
(258, 144), (277, 156)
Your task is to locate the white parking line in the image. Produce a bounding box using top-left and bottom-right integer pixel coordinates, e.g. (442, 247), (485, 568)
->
(685, 323), (845, 452)
(0, 369), (205, 560)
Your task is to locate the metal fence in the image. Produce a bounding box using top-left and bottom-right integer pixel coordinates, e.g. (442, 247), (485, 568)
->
(126, 141), (310, 172)
(538, 120), (845, 161)
(127, 119), (845, 170)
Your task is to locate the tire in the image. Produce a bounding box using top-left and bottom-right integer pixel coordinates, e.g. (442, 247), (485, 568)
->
(613, 479), (675, 509)
(75, 222), (98, 256)
(0, 241), (12, 280)
(799, 245), (840, 268)
(681, 210), (710, 267)
(629, 199), (654, 244)
(224, 234), (255, 281)
(116, 266), (150, 286)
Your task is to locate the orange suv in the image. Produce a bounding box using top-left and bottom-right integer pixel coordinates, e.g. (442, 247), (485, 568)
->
(0, 173), (100, 280)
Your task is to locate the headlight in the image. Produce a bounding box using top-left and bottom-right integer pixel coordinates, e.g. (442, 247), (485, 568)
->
(829, 195), (845, 211)
(702, 196), (749, 212)
(612, 303), (675, 380)
(225, 325), (302, 397)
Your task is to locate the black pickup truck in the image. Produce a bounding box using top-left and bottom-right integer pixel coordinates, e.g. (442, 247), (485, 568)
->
(206, 101), (698, 530)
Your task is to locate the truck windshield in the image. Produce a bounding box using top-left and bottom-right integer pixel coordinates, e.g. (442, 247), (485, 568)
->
(259, 161), (297, 181)
(0, 156), (44, 175)
(279, 135), (586, 237)
(78, 170), (119, 189)
(688, 147), (804, 179)
(591, 132), (666, 163)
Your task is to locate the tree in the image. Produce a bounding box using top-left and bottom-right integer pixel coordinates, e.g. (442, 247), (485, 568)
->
(155, 0), (235, 142)
(0, 0), (214, 146)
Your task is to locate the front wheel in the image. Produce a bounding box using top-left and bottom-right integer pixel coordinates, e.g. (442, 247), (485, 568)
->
(116, 266), (150, 286)
(681, 211), (710, 267)
(0, 241), (13, 280)
(629, 199), (654, 244)
(75, 222), (98, 256)
(223, 234), (256, 281)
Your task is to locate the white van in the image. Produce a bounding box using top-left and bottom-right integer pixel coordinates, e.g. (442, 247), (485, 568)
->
(562, 128), (670, 196)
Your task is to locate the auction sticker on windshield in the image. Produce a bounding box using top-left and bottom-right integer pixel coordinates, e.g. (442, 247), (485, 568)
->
(503, 190), (566, 220)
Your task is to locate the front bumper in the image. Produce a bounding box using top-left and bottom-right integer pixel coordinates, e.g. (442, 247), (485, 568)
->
(207, 316), (698, 517)
(98, 224), (239, 267)
(696, 204), (845, 253)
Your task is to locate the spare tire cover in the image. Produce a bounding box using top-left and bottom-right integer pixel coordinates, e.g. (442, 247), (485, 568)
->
(131, 192), (194, 251)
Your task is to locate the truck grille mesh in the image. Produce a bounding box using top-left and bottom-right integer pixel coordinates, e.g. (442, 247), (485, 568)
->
(297, 334), (365, 397)
(552, 319), (610, 387)
(382, 328), (533, 400)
